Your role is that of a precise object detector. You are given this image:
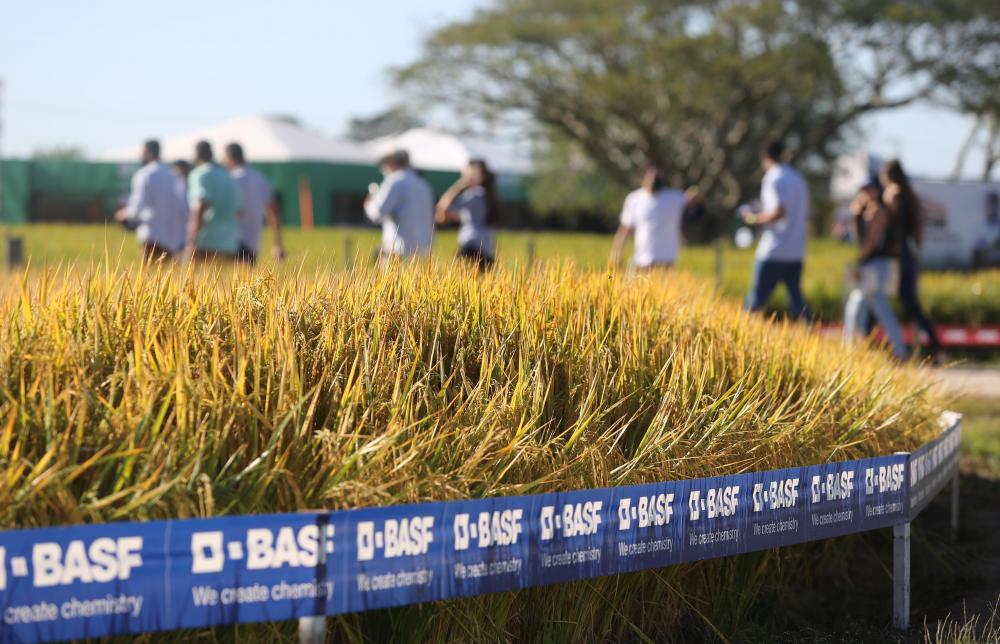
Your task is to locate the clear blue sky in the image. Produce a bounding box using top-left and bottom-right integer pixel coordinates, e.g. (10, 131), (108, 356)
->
(0, 0), (987, 180)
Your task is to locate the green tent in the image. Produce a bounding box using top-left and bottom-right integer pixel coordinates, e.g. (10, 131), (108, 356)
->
(0, 158), (533, 226)
(0, 116), (532, 226)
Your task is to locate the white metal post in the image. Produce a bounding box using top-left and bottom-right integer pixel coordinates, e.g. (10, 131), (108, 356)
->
(950, 472), (959, 542)
(299, 517), (329, 643)
(298, 616), (327, 644)
(893, 522), (911, 630)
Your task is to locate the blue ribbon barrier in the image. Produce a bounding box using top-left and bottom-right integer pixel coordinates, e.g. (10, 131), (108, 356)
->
(908, 413), (961, 518)
(0, 419), (960, 642)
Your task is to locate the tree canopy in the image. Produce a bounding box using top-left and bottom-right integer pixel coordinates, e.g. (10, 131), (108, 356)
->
(345, 106), (424, 142)
(396, 0), (1000, 221)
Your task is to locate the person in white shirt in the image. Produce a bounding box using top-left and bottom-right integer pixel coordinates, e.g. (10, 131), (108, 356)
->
(114, 140), (188, 259)
(741, 139), (812, 321)
(610, 165), (700, 270)
(223, 143), (286, 265)
(364, 150), (435, 260)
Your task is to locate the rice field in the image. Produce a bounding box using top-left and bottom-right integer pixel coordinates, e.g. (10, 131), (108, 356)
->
(4, 223), (999, 323)
(0, 252), (947, 640)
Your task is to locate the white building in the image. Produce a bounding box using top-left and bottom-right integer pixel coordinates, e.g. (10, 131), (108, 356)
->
(97, 114), (373, 165)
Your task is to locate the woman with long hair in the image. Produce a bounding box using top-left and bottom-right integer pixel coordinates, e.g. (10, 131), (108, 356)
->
(880, 159), (942, 359)
(843, 179), (908, 359)
(435, 159), (499, 270)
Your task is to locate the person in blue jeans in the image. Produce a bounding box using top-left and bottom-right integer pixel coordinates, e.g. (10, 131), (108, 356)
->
(881, 159), (943, 360)
(742, 140), (812, 321)
(844, 180), (908, 359)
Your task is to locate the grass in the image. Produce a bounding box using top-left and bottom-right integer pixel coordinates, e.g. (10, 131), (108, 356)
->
(923, 599), (1000, 644)
(4, 223), (1000, 324)
(0, 254), (947, 641)
(734, 598), (1000, 643)
(954, 396), (1000, 478)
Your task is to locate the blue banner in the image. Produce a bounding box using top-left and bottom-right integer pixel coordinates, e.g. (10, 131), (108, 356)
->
(909, 415), (961, 518)
(0, 449), (923, 642)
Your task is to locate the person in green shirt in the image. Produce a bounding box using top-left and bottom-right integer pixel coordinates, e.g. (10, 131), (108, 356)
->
(182, 140), (241, 260)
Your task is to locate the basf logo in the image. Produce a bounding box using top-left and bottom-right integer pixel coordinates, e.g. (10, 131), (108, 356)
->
(539, 501), (603, 540)
(810, 471), (854, 503)
(191, 525), (335, 573)
(752, 478), (799, 513)
(687, 486), (739, 522)
(356, 516), (434, 562)
(453, 510), (524, 551)
(0, 537), (144, 589)
(865, 464), (904, 495)
(617, 494), (674, 531)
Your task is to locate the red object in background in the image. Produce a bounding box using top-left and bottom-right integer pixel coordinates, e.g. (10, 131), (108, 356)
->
(820, 324), (1000, 348)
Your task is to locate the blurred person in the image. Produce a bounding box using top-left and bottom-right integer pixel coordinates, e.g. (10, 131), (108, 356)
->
(830, 216), (855, 244)
(881, 159), (942, 358)
(114, 139), (188, 258)
(680, 188), (712, 243)
(171, 160), (191, 186)
(610, 165), (702, 270)
(973, 191), (1000, 268)
(365, 150), (434, 261)
(843, 180), (907, 359)
(435, 159), (499, 270)
(170, 160), (191, 219)
(742, 140), (812, 321)
(182, 141), (241, 261)
(223, 143), (286, 265)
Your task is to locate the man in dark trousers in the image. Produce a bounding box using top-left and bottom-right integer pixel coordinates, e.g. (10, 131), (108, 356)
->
(742, 140), (813, 321)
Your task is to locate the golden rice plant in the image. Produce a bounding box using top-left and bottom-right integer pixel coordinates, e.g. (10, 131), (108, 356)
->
(0, 258), (943, 641)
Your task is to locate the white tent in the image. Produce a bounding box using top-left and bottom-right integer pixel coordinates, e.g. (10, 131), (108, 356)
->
(96, 115), (374, 165)
(368, 127), (533, 176)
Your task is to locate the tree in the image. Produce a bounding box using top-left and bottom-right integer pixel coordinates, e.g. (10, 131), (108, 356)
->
(952, 115), (999, 181)
(526, 137), (624, 228)
(396, 0), (1000, 219)
(895, 0), (1000, 180)
(30, 145), (84, 161)
(932, 0), (1000, 180)
(345, 106), (424, 142)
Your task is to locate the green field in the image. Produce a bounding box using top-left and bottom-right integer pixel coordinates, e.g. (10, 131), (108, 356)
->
(959, 396), (1000, 476)
(4, 223), (999, 324)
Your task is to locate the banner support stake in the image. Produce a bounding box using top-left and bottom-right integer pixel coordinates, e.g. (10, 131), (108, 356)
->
(298, 616), (327, 644)
(893, 521), (911, 630)
(950, 472), (959, 542)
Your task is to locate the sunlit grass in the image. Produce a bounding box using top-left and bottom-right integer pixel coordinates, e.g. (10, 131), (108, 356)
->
(0, 258), (943, 523)
(5, 223), (998, 323)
